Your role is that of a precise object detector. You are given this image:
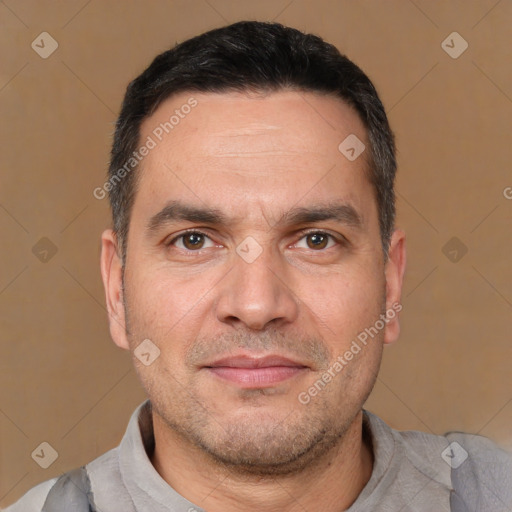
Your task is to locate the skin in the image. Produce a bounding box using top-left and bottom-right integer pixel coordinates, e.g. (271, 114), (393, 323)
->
(101, 90), (406, 512)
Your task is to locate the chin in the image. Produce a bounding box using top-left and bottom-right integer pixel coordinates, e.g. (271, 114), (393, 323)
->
(179, 408), (351, 477)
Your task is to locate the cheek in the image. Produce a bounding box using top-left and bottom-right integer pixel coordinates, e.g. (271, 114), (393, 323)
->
(123, 271), (207, 394)
(299, 261), (385, 338)
(124, 263), (219, 351)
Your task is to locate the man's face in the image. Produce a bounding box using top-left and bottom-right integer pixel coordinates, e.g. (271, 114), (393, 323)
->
(102, 90), (405, 475)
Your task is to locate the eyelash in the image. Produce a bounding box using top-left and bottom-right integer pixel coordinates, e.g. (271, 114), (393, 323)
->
(166, 229), (345, 252)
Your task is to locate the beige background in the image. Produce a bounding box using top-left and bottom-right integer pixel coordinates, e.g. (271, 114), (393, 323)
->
(1, 0), (511, 507)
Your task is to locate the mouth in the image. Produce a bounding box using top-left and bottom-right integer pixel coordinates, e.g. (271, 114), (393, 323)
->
(203, 355), (309, 388)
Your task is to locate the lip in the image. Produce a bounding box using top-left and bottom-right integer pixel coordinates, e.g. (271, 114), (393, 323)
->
(204, 355), (308, 388)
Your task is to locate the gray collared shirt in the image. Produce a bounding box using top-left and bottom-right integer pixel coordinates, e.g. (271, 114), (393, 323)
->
(5, 400), (512, 511)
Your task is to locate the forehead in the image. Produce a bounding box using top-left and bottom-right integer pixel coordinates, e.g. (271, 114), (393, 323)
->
(133, 90), (374, 226)
(140, 89), (366, 159)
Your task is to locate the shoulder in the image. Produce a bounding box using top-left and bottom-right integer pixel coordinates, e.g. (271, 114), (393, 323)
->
(365, 410), (512, 508)
(2, 477), (58, 512)
(445, 430), (512, 468)
(3, 402), (148, 512)
(445, 431), (512, 509)
(367, 410), (511, 474)
(2, 448), (120, 512)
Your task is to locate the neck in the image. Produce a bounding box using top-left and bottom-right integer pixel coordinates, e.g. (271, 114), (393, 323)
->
(150, 410), (373, 512)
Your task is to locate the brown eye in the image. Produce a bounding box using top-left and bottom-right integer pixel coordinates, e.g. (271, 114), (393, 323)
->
(182, 232), (205, 250)
(306, 233), (329, 250)
(170, 231), (215, 251)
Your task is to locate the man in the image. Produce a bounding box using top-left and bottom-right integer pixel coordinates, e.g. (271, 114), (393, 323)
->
(6, 21), (511, 512)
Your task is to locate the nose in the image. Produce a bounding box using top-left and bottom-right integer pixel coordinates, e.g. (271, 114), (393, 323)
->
(214, 246), (299, 331)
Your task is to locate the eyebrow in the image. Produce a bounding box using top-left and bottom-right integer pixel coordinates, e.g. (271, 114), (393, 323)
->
(276, 203), (362, 229)
(145, 199), (363, 236)
(146, 200), (228, 235)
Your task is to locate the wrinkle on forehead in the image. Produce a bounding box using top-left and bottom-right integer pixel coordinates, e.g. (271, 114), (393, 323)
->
(206, 127), (325, 160)
(209, 150), (315, 158)
(214, 123), (282, 137)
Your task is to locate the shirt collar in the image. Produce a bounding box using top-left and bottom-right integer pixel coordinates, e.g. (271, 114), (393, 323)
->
(118, 400), (398, 511)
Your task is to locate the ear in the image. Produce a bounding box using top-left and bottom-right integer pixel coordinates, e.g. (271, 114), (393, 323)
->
(383, 229), (406, 345)
(100, 229), (130, 350)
